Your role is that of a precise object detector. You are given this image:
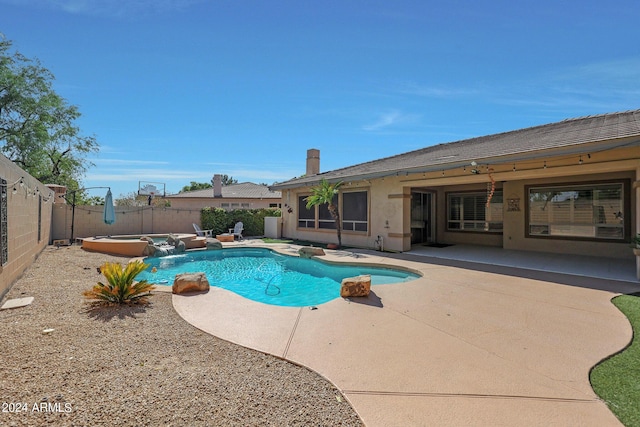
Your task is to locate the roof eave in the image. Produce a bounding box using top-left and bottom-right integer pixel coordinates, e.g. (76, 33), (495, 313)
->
(271, 136), (640, 191)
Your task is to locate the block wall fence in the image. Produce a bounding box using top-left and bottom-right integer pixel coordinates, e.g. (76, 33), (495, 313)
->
(0, 157), (54, 299)
(51, 205), (202, 241)
(1, 155), (211, 299)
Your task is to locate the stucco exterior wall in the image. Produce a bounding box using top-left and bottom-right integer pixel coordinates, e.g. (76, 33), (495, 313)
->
(0, 156), (53, 298)
(279, 145), (639, 258)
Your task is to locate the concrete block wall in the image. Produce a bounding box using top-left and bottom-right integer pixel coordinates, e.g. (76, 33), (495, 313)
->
(0, 155), (54, 299)
(52, 205), (202, 240)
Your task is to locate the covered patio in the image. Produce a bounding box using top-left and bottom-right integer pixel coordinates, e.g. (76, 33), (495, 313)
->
(406, 243), (638, 283)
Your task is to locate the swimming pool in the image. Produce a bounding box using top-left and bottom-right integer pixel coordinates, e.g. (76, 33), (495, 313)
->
(139, 247), (420, 307)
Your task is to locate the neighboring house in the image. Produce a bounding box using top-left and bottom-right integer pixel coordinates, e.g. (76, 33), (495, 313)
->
(166, 174), (282, 210)
(271, 110), (640, 261)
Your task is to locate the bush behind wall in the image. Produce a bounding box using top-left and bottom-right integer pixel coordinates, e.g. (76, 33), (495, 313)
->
(201, 207), (281, 236)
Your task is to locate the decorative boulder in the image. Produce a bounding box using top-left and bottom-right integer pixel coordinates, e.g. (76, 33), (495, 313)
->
(298, 247), (325, 258)
(142, 244), (157, 257)
(206, 238), (223, 250)
(140, 236), (154, 245)
(166, 234), (186, 253)
(340, 275), (371, 298)
(172, 272), (210, 294)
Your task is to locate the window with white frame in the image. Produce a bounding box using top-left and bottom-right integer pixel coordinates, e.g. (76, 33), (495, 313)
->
(342, 191), (368, 232)
(528, 182), (625, 240)
(447, 191), (503, 232)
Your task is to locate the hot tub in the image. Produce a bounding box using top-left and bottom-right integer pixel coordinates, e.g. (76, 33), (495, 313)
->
(80, 234), (205, 256)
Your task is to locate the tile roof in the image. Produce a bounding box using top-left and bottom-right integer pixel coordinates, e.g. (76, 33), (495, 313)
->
(272, 109), (640, 190)
(166, 182), (281, 199)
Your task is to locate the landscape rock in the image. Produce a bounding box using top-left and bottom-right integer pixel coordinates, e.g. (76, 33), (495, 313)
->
(142, 244), (157, 257)
(172, 272), (210, 294)
(298, 247), (325, 258)
(340, 275), (371, 298)
(166, 234), (186, 253)
(206, 238), (223, 250)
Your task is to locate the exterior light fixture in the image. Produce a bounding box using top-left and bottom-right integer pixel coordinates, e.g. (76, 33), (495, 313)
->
(469, 161), (479, 174)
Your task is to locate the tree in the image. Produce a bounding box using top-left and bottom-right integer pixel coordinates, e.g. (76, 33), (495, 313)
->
(180, 181), (212, 193)
(305, 180), (343, 248)
(221, 174), (237, 185)
(0, 37), (98, 193)
(85, 196), (105, 206)
(180, 175), (238, 193)
(115, 191), (169, 207)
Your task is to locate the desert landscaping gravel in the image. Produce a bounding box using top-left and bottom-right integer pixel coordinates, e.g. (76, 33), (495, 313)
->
(0, 245), (363, 426)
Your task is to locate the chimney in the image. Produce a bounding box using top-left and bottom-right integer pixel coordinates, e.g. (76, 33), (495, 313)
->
(306, 148), (320, 176)
(212, 174), (222, 197)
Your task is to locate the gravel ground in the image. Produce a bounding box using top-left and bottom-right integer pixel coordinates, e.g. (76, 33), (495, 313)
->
(0, 246), (363, 426)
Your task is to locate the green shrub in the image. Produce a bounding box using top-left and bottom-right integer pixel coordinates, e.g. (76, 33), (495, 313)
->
(201, 207), (281, 236)
(200, 207), (229, 235)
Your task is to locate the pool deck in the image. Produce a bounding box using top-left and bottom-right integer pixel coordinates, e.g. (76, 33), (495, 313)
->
(172, 241), (638, 426)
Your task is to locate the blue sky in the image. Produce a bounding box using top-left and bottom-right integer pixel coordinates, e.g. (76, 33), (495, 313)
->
(1, 0), (639, 199)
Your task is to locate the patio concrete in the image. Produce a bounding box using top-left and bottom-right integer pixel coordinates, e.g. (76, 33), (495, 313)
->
(172, 243), (636, 426)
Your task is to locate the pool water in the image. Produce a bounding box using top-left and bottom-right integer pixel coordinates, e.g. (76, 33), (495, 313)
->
(138, 248), (420, 307)
(115, 236), (170, 244)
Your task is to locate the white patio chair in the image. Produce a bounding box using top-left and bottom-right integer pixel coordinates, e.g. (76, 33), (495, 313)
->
(193, 223), (213, 237)
(229, 222), (244, 240)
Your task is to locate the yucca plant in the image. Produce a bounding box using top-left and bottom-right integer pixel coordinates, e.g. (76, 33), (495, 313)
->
(84, 261), (155, 304)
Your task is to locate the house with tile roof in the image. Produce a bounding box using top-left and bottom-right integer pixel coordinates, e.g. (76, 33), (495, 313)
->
(166, 174), (282, 210)
(271, 110), (640, 264)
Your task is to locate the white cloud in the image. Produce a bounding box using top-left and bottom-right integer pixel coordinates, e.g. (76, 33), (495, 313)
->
(362, 110), (422, 132)
(85, 163), (299, 187)
(363, 111), (401, 131)
(86, 169), (201, 182)
(568, 58), (640, 83)
(493, 57), (640, 113)
(91, 158), (170, 166)
(0, 0), (204, 18)
(397, 82), (482, 98)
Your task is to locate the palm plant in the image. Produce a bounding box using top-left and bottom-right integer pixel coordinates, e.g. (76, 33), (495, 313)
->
(305, 180), (343, 248)
(83, 261), (155, 304)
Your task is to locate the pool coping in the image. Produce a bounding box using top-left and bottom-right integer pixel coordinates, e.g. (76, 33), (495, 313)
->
(170, 241), (629, 426)
(141, 243), (424, 296)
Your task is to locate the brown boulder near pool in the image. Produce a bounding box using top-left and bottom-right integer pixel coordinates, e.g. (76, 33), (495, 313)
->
(298, 247), (325, 258)
(173, 272), (210, 294)
(340, 274), (371, 297)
